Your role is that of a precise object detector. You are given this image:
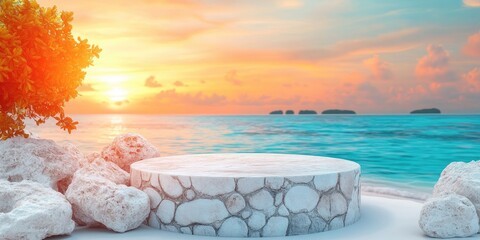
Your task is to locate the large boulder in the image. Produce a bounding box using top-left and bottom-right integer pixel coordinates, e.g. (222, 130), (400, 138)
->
(0, 137), (84, 190)
(0, 180), (75, 239)
(433, 161), (480, 219)
(65, 157), (149, 232)
(101, 133), (160, 172)
(419, 194), (479, 238)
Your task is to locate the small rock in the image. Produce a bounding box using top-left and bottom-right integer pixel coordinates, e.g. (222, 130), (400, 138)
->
(265, 177), (284, 190)
(345, 188), (360, 226)
(287, 176), (313, 183)
(185, 189), (196, 200)
(101, 133), (160, 172)
(285, 185), (319, 213)
(241, 210), (252, 219)
(262, 216), (288, 237)
(274, 192), (283, 206)
(237, 177), (264, 194)
(278, 204), (289, 216)
(156, 200), (175, 224)
(0, 180), (75, 239)
(159, 175), (183, 198)
(317, 192), (347, 221)
(175, 199), (229, 226)
(177, 176), (191, 188)
(143, 187), (162, 209)
(150, 173), (161, 190)
(289, 213), (312, 235)
(248, 189), (274, 211)
(191, 177), (235, 196)
(226, 193), (246, 214)
(148, 212), (161, 229)
(218, 217), (248, 237)
(309, 217), (327, 233)
(248, 211), (266, 230)
(161, 225), (179, 233)
(339, 172), (355, 200)
(329, 215), (344, 230)
(419, 194), (479, 238)
(193, 225), (216, 236)
(180, 227), (192, 234)
(313, 173), (338, 192)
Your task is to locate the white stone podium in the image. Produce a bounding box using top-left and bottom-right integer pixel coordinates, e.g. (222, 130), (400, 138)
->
(131, 153), (361, 237)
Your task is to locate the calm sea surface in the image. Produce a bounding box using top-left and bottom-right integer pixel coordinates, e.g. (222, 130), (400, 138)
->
(26, 114), (480, 200)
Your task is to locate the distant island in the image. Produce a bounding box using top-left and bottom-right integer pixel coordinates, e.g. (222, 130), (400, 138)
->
(269, 110), (283, 115)
(298, 110), (317, 115)
(410, 108), (441, 114)
(286, 110), (294, 115)
(322, 109), (356, 114)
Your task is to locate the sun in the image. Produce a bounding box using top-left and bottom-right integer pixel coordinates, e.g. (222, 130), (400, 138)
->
(107, 88), (128, 103)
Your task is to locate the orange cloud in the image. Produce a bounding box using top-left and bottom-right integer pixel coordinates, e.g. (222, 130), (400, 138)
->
(225, 70), (242, 85)
(145, 76), (163, 88)
(154, 89), (226, 105)
(463, 31), (480, 57)
(363, 55), (393, 81)
(415, 44), (456, 82)
(77, 83), (95, 92)
(463, 0), (480, 7)
(462, 67), (480, 92)
(174, 81), (186, 87)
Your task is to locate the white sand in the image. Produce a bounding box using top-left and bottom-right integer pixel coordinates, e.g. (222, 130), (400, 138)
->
(50, 194), (479, 240)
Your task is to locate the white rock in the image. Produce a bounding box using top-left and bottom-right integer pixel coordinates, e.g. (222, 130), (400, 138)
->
(289, 213), (312, 235)
(309, 217), (327, 233)
(159, 175), (183, 198)
(0, 137), (83, 190)
(185, 189), (196, 200)
(156, 200), (175, 224)
(433, 161), (480, 218)
(83, 157), (130, 185)
(193, 225), (216, 236)
(0, 180), (75, 239)
(288, 176), (313, 183)
(180, 227), (192, 234)
(250, 231), (261, 237)
(339, 172), (355, 200)
(274, 192), (283, 206)
(177, 176), (192, 188)
(101, 133), (160, 172)
(285, 185), (319, 213)
(419, 194), (479, 238)
(191, 177), (235, 196)
(237, 177), (264, 194)
(218, 217), (248, 237)
(161, 225), (179, 232)
(141, 171), (151, 182)
(317, 192), (347, 220)
(265, 206), (277, 218)
(175, 199), (229, 226)
(144, 187), (162, 209)
(241, 210), (252, 219)
(248, 189), (274, 211)
(148, 212), (161, 229)
(329, 215), (344, 230)
(262, 216), (288, 237)
(130, 169), (142, 188)
(65, 171), (150, 232)
(226, 193), (246, 214)
(278, 204), (289, 216)
(265, 177), (284, 190)
(314, 173), (338, 192)
(248, 211), (266, 230)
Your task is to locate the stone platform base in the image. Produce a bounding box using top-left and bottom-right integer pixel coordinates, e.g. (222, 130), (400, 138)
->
(131, 153), (361, 237)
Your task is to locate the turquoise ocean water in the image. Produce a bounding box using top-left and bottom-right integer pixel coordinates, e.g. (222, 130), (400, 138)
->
(27, 114), (480, 200)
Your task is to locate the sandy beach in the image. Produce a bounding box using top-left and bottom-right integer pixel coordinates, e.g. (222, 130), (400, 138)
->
(50, 194), (479, 240)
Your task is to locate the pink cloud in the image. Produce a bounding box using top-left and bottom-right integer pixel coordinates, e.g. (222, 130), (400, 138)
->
(462, 67), (480, 92)
(174, 81), (186, 87)
(363, 55), (393, 81)
(463, 31), (480, 57)
(145, 76), (163, 88)
(463, 0), (480, 7)
(415, 44), (456, 82)
(155, 89), (226, 105)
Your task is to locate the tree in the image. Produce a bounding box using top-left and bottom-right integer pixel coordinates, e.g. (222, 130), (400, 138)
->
(0, 0), (101, 140)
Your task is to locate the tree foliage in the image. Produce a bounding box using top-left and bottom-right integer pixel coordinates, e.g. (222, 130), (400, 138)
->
(0, 0), (101, 139)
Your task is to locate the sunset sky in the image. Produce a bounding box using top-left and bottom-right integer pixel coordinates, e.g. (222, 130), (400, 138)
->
(38, 0), (480, 114)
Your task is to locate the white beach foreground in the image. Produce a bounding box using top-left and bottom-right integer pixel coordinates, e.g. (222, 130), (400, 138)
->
(50, 194), (480, 240)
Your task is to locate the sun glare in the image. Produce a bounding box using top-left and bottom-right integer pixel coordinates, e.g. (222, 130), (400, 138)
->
(107, 88), (128, 103)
